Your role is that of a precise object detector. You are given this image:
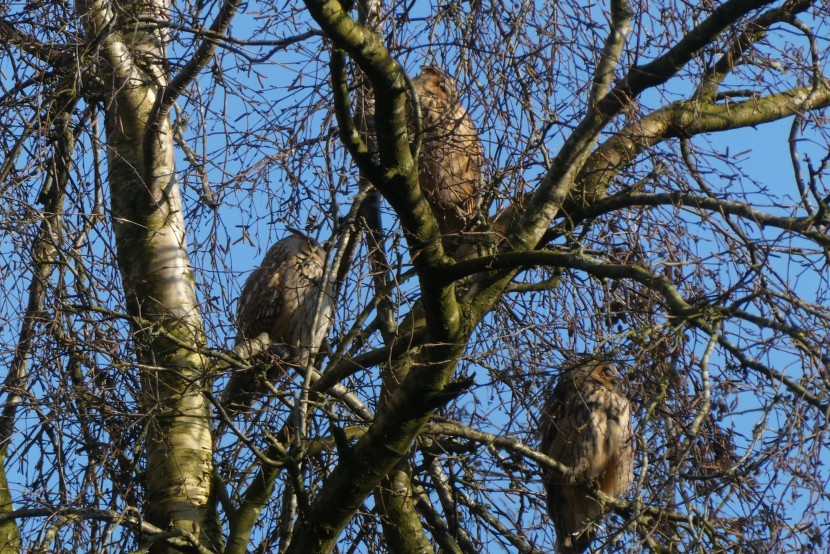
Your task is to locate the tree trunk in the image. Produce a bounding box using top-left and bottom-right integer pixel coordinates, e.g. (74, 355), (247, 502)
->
(77, 0), (215, 550)
(104, 64), (215, 554)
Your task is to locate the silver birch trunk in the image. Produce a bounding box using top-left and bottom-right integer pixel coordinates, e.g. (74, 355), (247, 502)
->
(76, 0), (214, 550)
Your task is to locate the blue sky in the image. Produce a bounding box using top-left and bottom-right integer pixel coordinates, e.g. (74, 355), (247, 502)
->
(0, 1), (828, 551)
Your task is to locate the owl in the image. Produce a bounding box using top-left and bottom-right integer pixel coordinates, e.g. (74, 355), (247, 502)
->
(539, 358), (634, 554)
(411, 66), (484, 240)
(353, 66), (484, 252)
(222, 231), (335, 411)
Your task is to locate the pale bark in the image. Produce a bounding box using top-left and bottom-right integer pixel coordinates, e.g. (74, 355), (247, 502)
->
(378, 463), (434, 554)
(76, 0), (214, 550)
(1, 0), (828, 551)
(105, 61), (215, 554)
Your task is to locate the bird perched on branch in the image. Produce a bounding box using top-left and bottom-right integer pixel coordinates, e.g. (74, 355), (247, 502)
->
(222, 231), (335, 412)
(539, 358), (634, 553)
(411, 66), (484, 242)
(354, 66), (485, 256)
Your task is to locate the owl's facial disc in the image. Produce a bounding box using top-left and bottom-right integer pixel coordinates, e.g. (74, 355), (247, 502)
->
(593, 362), (622, 388)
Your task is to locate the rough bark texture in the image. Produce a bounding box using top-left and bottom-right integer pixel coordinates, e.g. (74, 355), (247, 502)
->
(3, 0), (830, 551)
(0, 92), (74, 552)
(76, 0), (215, 550)
(105, 73), (214, 554)
(377, 463), (434, 554)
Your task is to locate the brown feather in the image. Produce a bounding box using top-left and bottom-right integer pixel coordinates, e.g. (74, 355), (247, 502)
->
(354, 66), (484, 246)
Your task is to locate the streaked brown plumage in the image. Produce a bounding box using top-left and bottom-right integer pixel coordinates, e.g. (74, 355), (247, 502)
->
(354, 66), (484, 254)
(223, 231), (334, 410)
(539, 358), (634, 554)
(411, 66), (484, 238)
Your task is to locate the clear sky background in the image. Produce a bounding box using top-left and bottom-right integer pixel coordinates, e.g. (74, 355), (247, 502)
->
(0, 1), (828, 551)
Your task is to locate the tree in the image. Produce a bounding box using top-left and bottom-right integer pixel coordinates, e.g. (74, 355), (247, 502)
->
(0, 0), (828, 551)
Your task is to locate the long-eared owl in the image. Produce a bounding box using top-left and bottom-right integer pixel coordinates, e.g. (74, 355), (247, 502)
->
(222, 231), (334, 411)
(539, 358), (634, 553)
(411, 65), (484, 239)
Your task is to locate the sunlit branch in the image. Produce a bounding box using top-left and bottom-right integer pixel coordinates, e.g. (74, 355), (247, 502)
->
(449, 249), (696, 317)
(358, 189), (399, 341)
(512, 0), (778, 245)
(429, 459), (479, 547)
(456, 241), (830, 416)
(574, 80), (830, 210)
(142, 0), (245, 192)
(424, 422), (573, 477)
(0, 93), (76, 451)
(0, 92), (77, 550)
(672, 325), (717, 470)
(0, 507), (213, 554)
(303, 0), (448, 267)
(151, 0), (243, 125)
(374, 461), (433, 553)
(277, 7), (474, 532)
(330, 269), (413, 363)
(299, 188), (372, 439)
(329, 48), (378, 179)
(588, 0), (632, 109)
(726, 307), (830, 368)
(0, 20), (68, 66)
(570, 191), (830, 247)
(447, 477), (548, 554)
(134, 16), (319, 56)
(0, 120), (36, 192)
(412, 490), (472, 554)
(505, 271), (562, 293)
(172, 104), (217, 208)
(77, 299), (377, 423)
(75, 0), (135, 85)
(713, 332), (829, 414)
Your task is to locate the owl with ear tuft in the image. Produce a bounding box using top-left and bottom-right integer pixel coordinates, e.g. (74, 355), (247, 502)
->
(353, 65), (485, 254)
(539, 358), (634, 553)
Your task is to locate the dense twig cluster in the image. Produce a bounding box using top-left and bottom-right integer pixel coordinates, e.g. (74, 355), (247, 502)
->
(0, 0), (828, 552)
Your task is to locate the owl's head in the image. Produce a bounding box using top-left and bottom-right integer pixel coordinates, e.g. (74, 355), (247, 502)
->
(564, 358), (625, 391)
(589, 361), (623, 390)
(416, 65), (460, 104)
